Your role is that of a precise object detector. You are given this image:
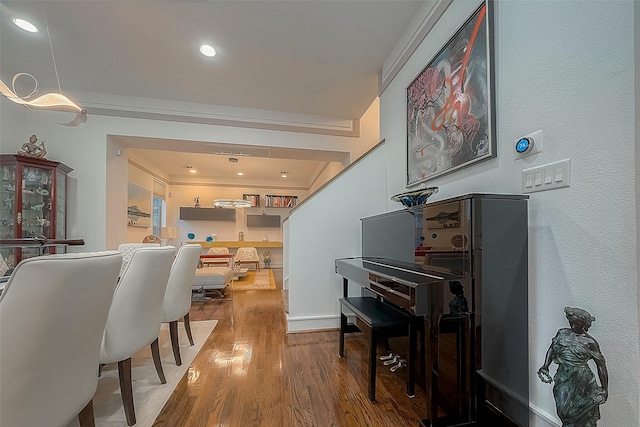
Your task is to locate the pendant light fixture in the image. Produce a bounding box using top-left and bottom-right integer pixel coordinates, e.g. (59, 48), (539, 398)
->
(213, 157), (252, 209)
(1, 11), (87, 126)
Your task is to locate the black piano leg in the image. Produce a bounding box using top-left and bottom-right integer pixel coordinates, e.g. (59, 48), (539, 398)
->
(369, 328), (377, 402)
(407, 321), (417, 398)
(339, 313), (347, 357)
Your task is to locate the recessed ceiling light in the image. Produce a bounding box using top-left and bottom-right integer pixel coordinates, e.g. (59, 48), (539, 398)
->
(190, 169), (197, 173)
(281, 172), (288, 178)
(200, 44), (216, 57)
(13, 18), (38, 33)
(237, 172), (243, 176)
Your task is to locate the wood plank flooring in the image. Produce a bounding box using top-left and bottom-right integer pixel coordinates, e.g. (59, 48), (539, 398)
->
(153, 270), (429, 426)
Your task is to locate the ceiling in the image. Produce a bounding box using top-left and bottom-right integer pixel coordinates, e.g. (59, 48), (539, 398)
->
(1, 0), (429, 187)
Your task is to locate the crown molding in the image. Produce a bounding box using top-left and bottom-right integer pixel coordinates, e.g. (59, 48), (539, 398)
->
(379, 0), (454, 95)
(77, 91), (360, 137)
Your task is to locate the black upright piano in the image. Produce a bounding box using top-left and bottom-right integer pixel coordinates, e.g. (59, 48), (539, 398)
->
(335, 193), (529, 427)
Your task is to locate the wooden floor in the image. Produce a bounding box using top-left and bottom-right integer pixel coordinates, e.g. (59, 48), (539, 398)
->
(153, 269), (430, 426)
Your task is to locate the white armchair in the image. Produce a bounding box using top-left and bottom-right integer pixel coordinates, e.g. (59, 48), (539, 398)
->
(236, 246), (260, 271)
(99, 245), (175, 426)
(201, 246), (233, 267)
(0, 251), (122, 427)
(162, 244), (201, 365)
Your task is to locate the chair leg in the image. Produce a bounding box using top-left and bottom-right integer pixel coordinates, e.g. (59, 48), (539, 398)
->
(169, 321), (182, 366)
(78, 398), (96, 427)
(150, 337), (167, 384)
(117, 358), (136, 426)
(184, 313), (195, 346)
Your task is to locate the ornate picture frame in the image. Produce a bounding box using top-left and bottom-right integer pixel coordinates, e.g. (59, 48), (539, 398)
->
(406, 1), (495, 186)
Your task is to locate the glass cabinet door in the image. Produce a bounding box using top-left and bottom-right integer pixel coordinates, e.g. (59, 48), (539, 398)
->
(20, 165), (54, 261)
(0, 164), (16, 268)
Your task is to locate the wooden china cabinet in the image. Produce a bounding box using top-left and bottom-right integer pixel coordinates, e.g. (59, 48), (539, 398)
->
(0, 155), (72, 269)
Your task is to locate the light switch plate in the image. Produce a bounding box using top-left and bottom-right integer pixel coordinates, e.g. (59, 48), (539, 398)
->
(522, 159), (571, 193)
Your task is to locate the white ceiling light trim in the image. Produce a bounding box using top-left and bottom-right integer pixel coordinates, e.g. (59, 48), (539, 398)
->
(200, 44), (216, 57)
(13, 18), (38, 33)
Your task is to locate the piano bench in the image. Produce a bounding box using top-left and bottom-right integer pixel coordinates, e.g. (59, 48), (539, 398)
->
(339, 296), (416, 402)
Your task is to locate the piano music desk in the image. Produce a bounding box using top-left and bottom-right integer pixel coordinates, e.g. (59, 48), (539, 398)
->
(339, 296), (417, 402)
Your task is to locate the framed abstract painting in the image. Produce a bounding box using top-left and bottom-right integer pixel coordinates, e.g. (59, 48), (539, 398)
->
(406, 1), (495, 186)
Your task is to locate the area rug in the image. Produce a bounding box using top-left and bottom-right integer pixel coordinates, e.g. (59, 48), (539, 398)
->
(66, 320), (217, 427)
(232, 269), (276, 291)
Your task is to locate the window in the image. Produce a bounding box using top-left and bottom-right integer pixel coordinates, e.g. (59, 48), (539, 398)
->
(152, 179), (166, 237)
(152, 196), (165, 237)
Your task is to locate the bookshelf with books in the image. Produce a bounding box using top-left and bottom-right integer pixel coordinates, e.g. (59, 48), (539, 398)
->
(243, 193), (260, 207)
(264, 194), (298, 208)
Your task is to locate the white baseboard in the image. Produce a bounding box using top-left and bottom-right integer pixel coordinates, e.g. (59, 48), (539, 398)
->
(529, 403), (560, 427)
(286, 314), (340, 332)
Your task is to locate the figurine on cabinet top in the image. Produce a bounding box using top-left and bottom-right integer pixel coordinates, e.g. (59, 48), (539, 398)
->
(17, 135), (47, 159)
(193, 196), (201, 207)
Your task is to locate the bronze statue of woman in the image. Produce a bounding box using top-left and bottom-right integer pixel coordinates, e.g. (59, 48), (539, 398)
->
(538, 307), (608, 427)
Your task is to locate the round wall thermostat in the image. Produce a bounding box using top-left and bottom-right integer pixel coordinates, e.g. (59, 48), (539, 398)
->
(515, 137), (534, 154)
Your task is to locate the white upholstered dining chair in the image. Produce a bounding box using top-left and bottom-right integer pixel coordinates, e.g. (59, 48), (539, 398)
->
(99, 245), (175, 426)
(0, 251), (122, 427)
(117, 242), (160, 277)
(162, 243), (201, 365)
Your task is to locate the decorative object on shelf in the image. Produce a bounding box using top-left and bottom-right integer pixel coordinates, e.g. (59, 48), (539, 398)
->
(187, 232), (195, 240)
(127, 183), (151, 227)
(406, 2), (495, 185)
(193, 196), (201, 207)
(391, 186), (439, 208)
(17, 135), (47, 159)
(205, 236), (213, 242)
(210, 233), (218, 241)
(1, 12), (87, 127)
(538, 307), (608, 427)
(238, 231), (244, 241)
(263, 250), (272, 268)
(262, 235), (268, 242)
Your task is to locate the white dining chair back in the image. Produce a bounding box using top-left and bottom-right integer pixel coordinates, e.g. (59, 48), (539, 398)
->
(162, 244), (202, 365)
(99, 245), (175, 426)
(117, 242), (160, 277)
(0, 251), (122, 427)
(100, 245), (175, 364)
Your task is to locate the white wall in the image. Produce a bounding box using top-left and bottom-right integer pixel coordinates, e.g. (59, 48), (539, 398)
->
(635, 0), (640, 415)
(286, 143), (390, 331)
(0, 97), (27, 152)
(378, 0), (638, 425)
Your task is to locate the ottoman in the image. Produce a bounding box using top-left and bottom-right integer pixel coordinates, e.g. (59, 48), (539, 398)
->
(192, 266), (233, 300)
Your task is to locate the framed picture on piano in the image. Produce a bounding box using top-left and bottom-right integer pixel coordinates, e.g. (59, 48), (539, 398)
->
(406, 1), (496, 186)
